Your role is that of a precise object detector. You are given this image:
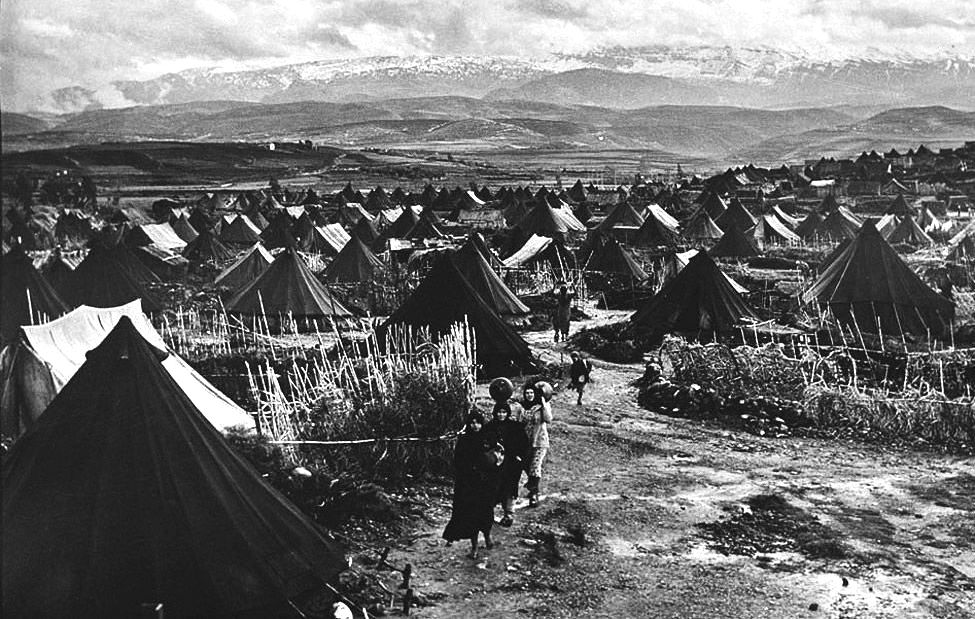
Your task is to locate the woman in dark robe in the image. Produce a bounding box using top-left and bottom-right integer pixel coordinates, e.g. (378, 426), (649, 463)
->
(487, 395), (528, 527)
(552, 284), (576, 342)
(443, 410), (503, 559)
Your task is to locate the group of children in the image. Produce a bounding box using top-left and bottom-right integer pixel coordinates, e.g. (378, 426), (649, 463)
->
(442, 353), (593, 559)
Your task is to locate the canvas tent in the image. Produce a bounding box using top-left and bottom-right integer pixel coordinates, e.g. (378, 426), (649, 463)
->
(214, 243), (273, 290)
(181, 228), (235, 264)
(59, 245), (162, 313)
(886, 215), (934, 247)
(226, 247), (352, 318)
(502, 234), (576, 275)
(379, 254), (536, 377)
(683, 208), (724, 241)
(218, 214), (262, 245)
(1, 247), (71, 344)
(802, 222), (954, 336)
(0, 300), (254, 438)
(322, 236), (385, 284)
(452, 242), (530, 316)
(2, 317), (343, 618)
(629, 252), (758, 339)
(709, 225), (760, 258)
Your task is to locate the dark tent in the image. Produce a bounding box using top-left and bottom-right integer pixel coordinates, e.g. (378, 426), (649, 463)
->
(583, 236), (648, 281)
(802, 222), (954, 336)
(567, 180), (588, 203)
(633, 210), (681, 248)
(818, 195), (840, 214)
(170, 214), (199, 243)
(384, 207), (421, 239)
(597, 202), (645, 232)
(188, 207), (216, 232)
(351, 216), (380, 245)
(378, 254), (536, 377)
(1, 248), (71, 343)
(340, 182), (364, 204)
(886, 194), (915, 217)
(214, 243), (273, 290)
(1, 317), (346, 618)
(795, 211), (825, 240)
(465, 231), (502, 270)
(683, 208), (724, 241)
(42, 249), (79, 295)
(405, 213), (447, 240)
(699, 192), (728, 220)
(390, 187), (408, 204)
(513, 200), (586, 245)
(629, 252), (757, 338)
(710, 225), (760, 258)
(61, 245), (162, 312)
(365, 187), (392, 211)
(218, 215), (261, 245)
(226, 247), (352, 317)
(572, 201), (593, 225)
(294, 212), (317, 245)
(886, 215), (934, 247)
(55, 210), (95, 245)
(714, 198), (757, 232)
(322, 236), (385, 284)
(452, 242), (530, 316)
(260, 212), (298, 250)
(182, 228), (235, 264)
(418, 185), (438, 206)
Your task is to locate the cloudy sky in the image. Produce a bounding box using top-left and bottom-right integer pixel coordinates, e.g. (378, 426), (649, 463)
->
(2, 0), (974, 112)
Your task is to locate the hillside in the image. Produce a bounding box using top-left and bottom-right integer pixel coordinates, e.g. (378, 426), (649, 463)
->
(2, 112), (50, 136)
(735, 106), (975, 164)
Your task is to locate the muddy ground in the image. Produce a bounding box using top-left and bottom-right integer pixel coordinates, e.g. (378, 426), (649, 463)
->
(366, 309), (974, 618)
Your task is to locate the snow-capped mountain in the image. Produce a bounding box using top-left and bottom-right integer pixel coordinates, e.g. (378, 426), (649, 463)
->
(44, 46), (975, 114)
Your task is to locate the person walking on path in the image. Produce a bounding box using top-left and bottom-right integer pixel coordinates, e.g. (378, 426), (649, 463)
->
(523, 382), (553, 508)
(487, 378), (529, 528)
(552, 284), (576, 342)
(569, 351), (593, 405)
(442, 410), (504, 559)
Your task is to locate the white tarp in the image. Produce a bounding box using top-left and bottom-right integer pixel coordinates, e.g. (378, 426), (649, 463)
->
(647, 204), (679, 230)
(502, 234), (553, 268)
(1, 300), (254, 438)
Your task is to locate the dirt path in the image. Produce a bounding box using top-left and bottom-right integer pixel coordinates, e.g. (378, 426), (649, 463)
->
(380, 311), (975, 618)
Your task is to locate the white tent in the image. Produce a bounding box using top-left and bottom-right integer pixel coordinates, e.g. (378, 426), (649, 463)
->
(1, 300), (254, 438)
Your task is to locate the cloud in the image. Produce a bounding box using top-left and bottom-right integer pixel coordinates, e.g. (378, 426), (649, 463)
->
(1, 0), (974, 112)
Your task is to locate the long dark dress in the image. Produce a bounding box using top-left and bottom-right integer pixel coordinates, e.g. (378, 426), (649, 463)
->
(442, 430), (502, 541)
(487, 403), (529, 503)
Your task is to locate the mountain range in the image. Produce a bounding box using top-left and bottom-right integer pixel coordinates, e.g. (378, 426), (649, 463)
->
(39, 47), (975, 114)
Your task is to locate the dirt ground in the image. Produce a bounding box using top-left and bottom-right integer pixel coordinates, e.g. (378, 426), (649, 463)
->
(374, 309), (974, 618)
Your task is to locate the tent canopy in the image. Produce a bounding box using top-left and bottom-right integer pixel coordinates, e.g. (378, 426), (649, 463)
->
(2, 317), (343, 618)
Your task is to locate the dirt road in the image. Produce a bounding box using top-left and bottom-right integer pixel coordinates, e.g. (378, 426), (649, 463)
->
(382, 312), (974, 618)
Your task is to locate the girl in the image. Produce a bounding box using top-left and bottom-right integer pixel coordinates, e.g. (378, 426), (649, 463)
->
(442, 410), (503, 559)
(523, 382), (553, 507)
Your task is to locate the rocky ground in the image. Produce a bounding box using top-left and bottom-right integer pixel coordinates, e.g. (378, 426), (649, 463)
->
(362, 309), (974, 618)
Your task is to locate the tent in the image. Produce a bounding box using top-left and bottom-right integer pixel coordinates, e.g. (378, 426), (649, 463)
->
(226, 247), (352, 317)
(383, 207), (420, 239)
(214, 243), (273, 290)
(218, 214), (262, 245)
(629, 252), (758, 338)
(802, 222), (954, 336)
(513, 200), (586, 244)
(700, 192), (729, 220)
(405, 213), (448, 240)
(597, 202), (645, 232)
(886, 215), (934, 247)
(771, 205), (800, 229)
(709, 225), (760, 258)
(583, 236), (648, 281)
(378, 254), (536, 377)
(322, 236), (385, 284)
(126, 223), (187, 252)
(301, 223), (350, 256)
(1, 248), (71, 344)
(60, 245), (161, 313)
(465, 231), (503, 270)
(452, 242), (530, 316)
(0, 300), (254, 437)
(502, 234), (576, 276)
(260, 212), (298, 249)
(673, 249), (748, 294)
(795, 211), (824, 240)
(754, 214), (800, 246)
(683, 208), (724, 241)
(351, 216), (381, 245)
(633, 209), (681, 248)
(170, 213), (199, 243)
(181, 228), (235, 264)
(2, 317), (343, 618)
(714, 198), (757, 232)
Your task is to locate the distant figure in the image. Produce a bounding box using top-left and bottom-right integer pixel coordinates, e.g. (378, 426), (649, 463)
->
(443, 410), (503, 559)
(552, 284), (576, 342)
(940, 274), (955, 301)
(569, 351), (593, 405)
(487, 380), (529, 528)
(523, 382), (553, 507)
